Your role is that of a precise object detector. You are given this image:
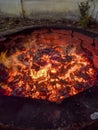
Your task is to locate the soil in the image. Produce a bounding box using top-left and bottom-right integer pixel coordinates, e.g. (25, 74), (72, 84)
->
(0, 16), (98, 33)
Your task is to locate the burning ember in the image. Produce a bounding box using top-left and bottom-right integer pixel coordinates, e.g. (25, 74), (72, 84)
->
(0, 29), (97, 103)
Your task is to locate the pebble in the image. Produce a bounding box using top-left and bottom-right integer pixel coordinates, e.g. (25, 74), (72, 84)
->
(90, 112), (98, 120)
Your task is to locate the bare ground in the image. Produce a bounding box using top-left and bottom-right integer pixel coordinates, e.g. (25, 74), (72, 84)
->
(0, 16), (98, 33)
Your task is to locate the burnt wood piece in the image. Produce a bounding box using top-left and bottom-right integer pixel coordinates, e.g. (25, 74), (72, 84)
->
(0, 85), (98, 130)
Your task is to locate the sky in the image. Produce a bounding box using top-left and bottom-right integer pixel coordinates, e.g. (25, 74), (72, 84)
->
(0, 0), (76, 15)
(0, 0), (97, 20)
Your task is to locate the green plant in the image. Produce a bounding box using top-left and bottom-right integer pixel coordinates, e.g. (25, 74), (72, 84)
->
(78, 0), (95, 28)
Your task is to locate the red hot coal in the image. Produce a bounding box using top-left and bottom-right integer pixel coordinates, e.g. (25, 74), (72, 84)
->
(0, 27), (97, 103)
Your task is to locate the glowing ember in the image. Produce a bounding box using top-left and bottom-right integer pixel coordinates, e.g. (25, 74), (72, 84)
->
(0, 29), (96, 103)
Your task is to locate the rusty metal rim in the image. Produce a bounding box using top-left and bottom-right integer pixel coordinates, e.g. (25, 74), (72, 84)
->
(0, 25), (98, 39)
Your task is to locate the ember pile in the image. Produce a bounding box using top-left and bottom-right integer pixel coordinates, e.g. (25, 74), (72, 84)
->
(0, 29), (97, 103)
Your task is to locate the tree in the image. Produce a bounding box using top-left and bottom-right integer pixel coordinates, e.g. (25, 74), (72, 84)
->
(78, 0), (95, 28)
(20, 0), (25, 19)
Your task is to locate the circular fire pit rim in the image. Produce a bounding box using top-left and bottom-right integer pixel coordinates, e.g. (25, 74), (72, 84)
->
(0, 25), (98, 130)
(0, 25), (98, 40)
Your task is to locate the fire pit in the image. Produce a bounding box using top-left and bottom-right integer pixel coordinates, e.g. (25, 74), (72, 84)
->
(0, 26), (98, 130)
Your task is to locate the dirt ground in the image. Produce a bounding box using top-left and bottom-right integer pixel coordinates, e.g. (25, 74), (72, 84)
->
(0, 16), (98, 33)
